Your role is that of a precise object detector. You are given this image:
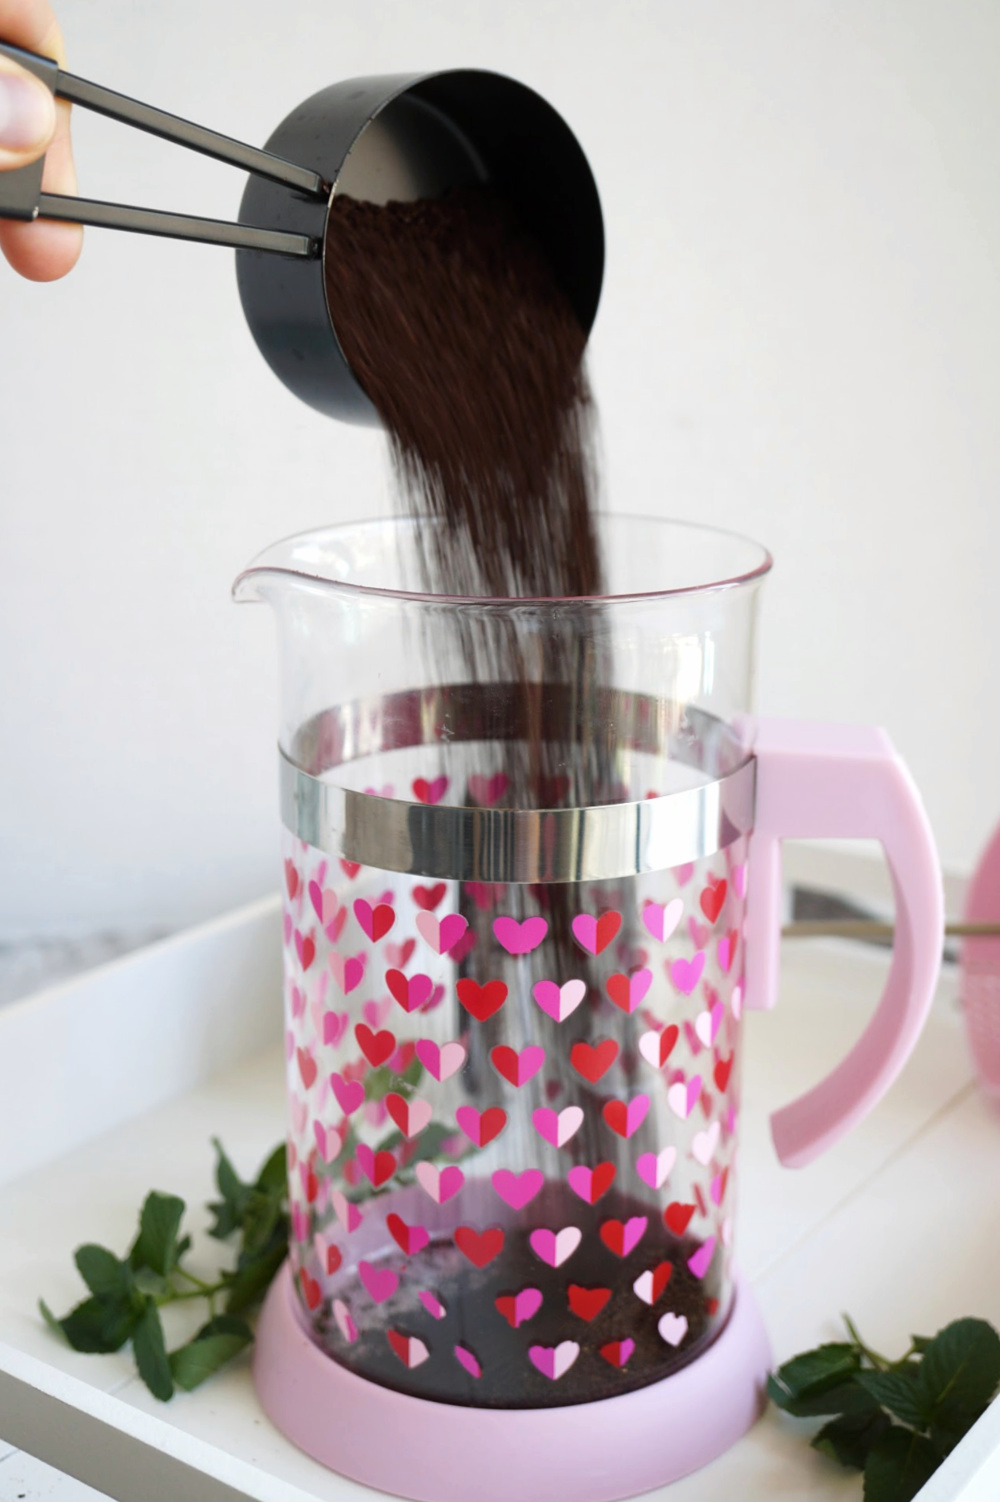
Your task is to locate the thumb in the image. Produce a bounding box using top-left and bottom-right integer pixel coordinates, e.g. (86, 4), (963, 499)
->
(0, 55), (56, 167)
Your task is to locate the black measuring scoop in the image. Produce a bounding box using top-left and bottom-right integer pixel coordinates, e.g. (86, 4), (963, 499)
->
(0, 43), (604, 423)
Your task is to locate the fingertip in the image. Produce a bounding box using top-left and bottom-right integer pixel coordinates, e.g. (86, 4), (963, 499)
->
(0, 216), (83, 280)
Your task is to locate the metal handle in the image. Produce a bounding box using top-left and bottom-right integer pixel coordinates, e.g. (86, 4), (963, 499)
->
(0, 42), (326, 257)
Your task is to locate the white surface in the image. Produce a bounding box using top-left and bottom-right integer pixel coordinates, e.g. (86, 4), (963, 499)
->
(2, 0), (999, 941)
(1, 906), (998, 1500)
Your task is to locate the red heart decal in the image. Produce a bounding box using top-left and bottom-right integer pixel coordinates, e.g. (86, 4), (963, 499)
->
(386, 1212), (429, 1257)
(454, 1226), (504, 1268)
(489, 1044), (545, 1087)
(645, 1024), (680, 1068)
(569, 1038), (619, 1082)
(354, 899), (395, 942)
(699, 876), (727, 924)
(664, 1201), (696, 1235)
(340, 859), (362, 880)
(355, 1023), (396, 1068)
(387, 1329), (429, 1368)
(706, 1297), (720, 1317)
(714, 1055), (733, 1092)
(599, 1218), (647, 1257)
(356, 1144), (396, 1187)
(284, 859), (300, 900)
(298, 1268), (321, 1311)
(638, 1261), (674, 1303)
(296, 1048), (317, 1090)
(457, 978), (508, 1022)
(567, 1162), (616, 1205)
(294, 931), (316, 971)
(455, 1105), (507, 1147)
(302, 1164), (318, 1204)
(413, 776), (448, 805)
(567, 1285), (612, 1322)
(412, 882), (447, 911)
(599, 1339), (635, 1369)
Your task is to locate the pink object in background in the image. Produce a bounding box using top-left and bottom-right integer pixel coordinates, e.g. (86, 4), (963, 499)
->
(961, 820), (1000, 1094)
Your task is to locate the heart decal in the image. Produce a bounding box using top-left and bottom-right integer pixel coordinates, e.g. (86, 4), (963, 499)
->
(387, 1330), (430, 1368)
(571, 910), (622, 955)
(415, 1162), (465, 1204)
(415, 1038), (467, 1083)
(695, 1002), (724, 1048)
(355, 1023), (396, 1068)
(569, 1038), (618, 1082)
(353, 899), (395, 943)
(313, 1120), (345, 1164)
(412, 882), (447, 911)
(355, 1143), (396, 1188)
(567, 1162), (616, 1205)
(699, 876), (727, 924)
(313, 1233), (342, 1276)
(333, 1298), (357, 1343)
(606, 968), (653, 1015)
(717, 929), (738, 973)
(602, 1094), (650, 1140)
(493, 916), (548, 955)
(455, 1105), (507, 1148)
(329, 953), (365, 996)
(658, 1311), (689, 1347)
(714, 1054), (733, 1092)
(386, 1212), (430, 1256)
(599, 1216), (647, 1257)
(641, 897), (684, 944)
(530, 1226), (582, 1268)
(669, 952), (706, 996)
(296, 1048), (318, 1091)
(330, 1072), (364, 1115)
(638, 1025), (679, 1070)
(600, 1339), (635, 1369)
(691, 1120), (720, 1165)
(567, 1284), (612, 1321)
(454, 1344), (482, 1379)
(492, 1168), (544, 1209)
(454, 1225), (504, 1268)
(340, 859), (362, 881)
(633, 1261), (673, 1305)
(386, 969), (434, 1014)
(332, 1190), (362, 1233)
(359, 1260), (398, 1304)
(533, 1105), (584, 1148)
(386, 1092), (433, 1139)
(688, 1237), (716, 1279)
(416, 911), (468, 956)
(457, 978), (508, 1022)
(491, 1044), (545, 1087)
(635, 1145), (676, 1189)
(299, 1268), (322, 1311)
(385, 938), (416, 969)
(733, 862), (747, 897)
(711, 1168), (729, 1206)
(285, 860), (301, 901)
(412, 775), (449, 805)
(468, 772), (509, 806)
(664, 1201), (696, 1236)
(294, 930), (316, 972)
(667, 1075), (702, 1119)
(465, 881), (506, 911)
(323, 1010), (349, 1048)
(495, 1287), (543, 1328)
(419, 1290), (446, 1319)
(529, 1341), (579, 1381)
(532, 978), (587, 1023)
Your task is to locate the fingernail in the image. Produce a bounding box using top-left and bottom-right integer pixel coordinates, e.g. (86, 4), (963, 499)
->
(0, 71), (56, 151)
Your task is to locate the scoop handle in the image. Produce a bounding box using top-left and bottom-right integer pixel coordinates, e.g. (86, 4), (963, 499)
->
(744, 719), (943, 1167)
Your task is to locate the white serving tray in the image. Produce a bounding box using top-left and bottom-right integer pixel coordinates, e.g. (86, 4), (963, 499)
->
(0, 895), (998, 1502)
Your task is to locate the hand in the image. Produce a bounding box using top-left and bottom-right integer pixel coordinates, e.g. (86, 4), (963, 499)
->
(0, 0), (81, 279)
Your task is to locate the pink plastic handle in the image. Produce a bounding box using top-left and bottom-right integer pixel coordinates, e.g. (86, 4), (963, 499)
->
(744, 719), (943, 1169)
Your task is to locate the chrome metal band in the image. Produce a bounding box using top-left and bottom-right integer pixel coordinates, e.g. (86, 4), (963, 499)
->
(279, 683), (756, 884)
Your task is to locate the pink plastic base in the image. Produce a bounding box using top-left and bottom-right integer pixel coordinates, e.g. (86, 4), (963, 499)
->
(253, 1263), (772, 1502)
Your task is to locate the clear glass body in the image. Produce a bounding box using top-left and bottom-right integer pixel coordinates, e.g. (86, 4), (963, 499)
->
(235, 514), (771, 1409)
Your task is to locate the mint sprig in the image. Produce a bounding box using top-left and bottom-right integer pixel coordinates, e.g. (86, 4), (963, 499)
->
(769, 1315), (1000, 1501)
(40, 1139), (287, 1401)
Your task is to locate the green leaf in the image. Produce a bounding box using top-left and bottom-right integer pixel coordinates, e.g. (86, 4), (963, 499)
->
(813, 1409), (892, 1470)
(255, 1144), (287, 1195)
(910, 1335), (933, 1355)
(168, 1315), (253, 1392)
(929, 1407), (983, 1461)
(74, 1245), (132, 1302)
(41, 1295), (136, 1354)
(241, 1188), (280, 1258)
(917, 1319), (1000, 1422)
(768, 1377), (880, 1419)
(132, 1298), (173, 1401)
(863, 1428), (939, 1502)
(856, 1369), (929, 1428)
(207, 1137), (251, 1240)
(769, 1344), (862, 1406)
(223, 1238), (287, 1315)
(131, 1192), (186, 1277)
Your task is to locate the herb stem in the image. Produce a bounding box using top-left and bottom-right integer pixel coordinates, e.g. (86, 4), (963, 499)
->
(843, 1312), (890, 1370)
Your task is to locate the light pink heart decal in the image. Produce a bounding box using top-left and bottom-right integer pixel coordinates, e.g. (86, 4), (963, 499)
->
(329, 953), (365, 996)
(289, 1093), (308, 1136)
(529, 1341), (579, 1380)
(333, 1298), (357, 1343)
(492, 1168), (544, 1210)
(313, 1120), (344, 1164)
(330, 1073), (364, 1115)
(492, 915), (548, 954)
(675, 862), (695, 888)
(415, 1038), (466, 1082)
(658, 1311), (688, 1347)
(283, 910), (293, 945)
(415, 911), (468, 956)
(532, 978), (586, 1022)
(670, 951), (706, 996)
(529, 1226), (582, 1268)
(388, 1330), (430, 1368)
(322, 1010), (349, 1048)
(289, 984), (306, 1020)
(415, 1162), (465, 1204)
(362, 996), (391, 1029)
(695, 1001), (724, 1047)
(331, 1190), (362, 1233)
(687, 1237), (716, 1279)
(635, 1145), (676, 1189)
(731, 983), (743, 1021)
(532, 1105), (584, 1148)
(419, 1290), (446, 1319)
(642, 897), (684, 944)
(691, 1121), (720, 1165)
(468, 772), (509, 806)
(358, 1260), (398, 1304)
(667, 1075), (702, 1119)
(308, 881), (339, 926)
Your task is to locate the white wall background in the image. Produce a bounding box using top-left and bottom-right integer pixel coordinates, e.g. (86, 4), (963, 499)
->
(1, 0), (997, 939)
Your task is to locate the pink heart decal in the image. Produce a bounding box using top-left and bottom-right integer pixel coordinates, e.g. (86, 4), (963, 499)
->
(606, 968), (653, 1014)
(289, 984), (306, 1020)
(571, 910), (622, 955)
(455, 1105), (507, 1148)
(492, 915), (548, 954)
(358, 1260), (398, 1304)
(294, 930), (316, 971)
(362, 996), (391, 1029)
(641, 898), (684, 943)
(313, 1120), (344, 1163)
(416, 911), (468, 955)
(529, 1226), (582, 1268)
(415, 1038), (466, 1081)
(658, 1311), (689, 1347)
(490, 1044), (545, 1087)
(675, 862), (695, 887)
(285, 1028), (295, 1062)
(600, 1215), (647, 1257)
(353, 898), (395, 942)
(602, 1093), (651, 1139)
(529, 1341), (579, 1380)
(635, 1146), (676, 1189)
(322, 1010), (349, 1048)
(330, 1072), (365, 1115)
(532, 1105), (584, 1148)
(667, 1075), (702, 1119)
(691, 1121), (720, 1165)
(412, 775), (448, 806)
(717, 930), (737, 974)
(532, 978), (587, 1022)
(386, 969), (434, 1014)
(333, 1298), (357, 1343)
(454, 1344), (481, 1378)
(733, 863), (747, 898)
(291, 1204), (309, 1243)
(329, 952), (365, 996)
(332, 1190), (362, 1233)
(468, 772), (509, 806)
(385, 939), (416, 969)
(695, 1001), (724, 1048)
(308, 881), (339, 926)
(419, 1290), (446, 1319)
(670, 951), (706, 996)
(492, 1168), (544, 1210)
(415, 1162), (465, 1204)
(496, 1287), (542, 1328)
(387, 1330), (430, 1368)
(282, 910), (293, 945)
(687, 1237), (716, 1279)
(289, 1093), (308, 1136)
